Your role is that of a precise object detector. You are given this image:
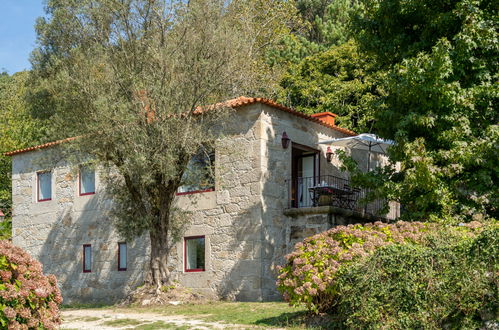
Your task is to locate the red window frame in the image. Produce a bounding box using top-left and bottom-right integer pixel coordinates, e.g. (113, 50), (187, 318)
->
(184, 236), (205, 273)
(176, 188), (214, 196)
(37, 171), (52, 202)
(118, 242), (127, 271)
(79, 166), (96, 196)
(83, 244), (92, 273)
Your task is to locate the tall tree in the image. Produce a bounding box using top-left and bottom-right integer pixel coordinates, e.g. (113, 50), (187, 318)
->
(352, 0), (498, 221)
(267, 0), (362, 66)
(277, 40), (380, 132)
(268, 0), (376, 133)
(31, 0), (294, 290)
(0, 71), (49, 220)
(296, 0), (361, 46)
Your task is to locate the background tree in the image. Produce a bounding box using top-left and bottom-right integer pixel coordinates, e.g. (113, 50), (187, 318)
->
(267, 0), (362, 66)
(31, 0), (295, 290)
(276, 40), (380, 132)
(350, 0), (498, 221)
(0, 71), (49, 226)
(267, 0), (376, 132)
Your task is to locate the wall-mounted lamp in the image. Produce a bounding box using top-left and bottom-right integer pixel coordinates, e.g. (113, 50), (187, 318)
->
(326, 146), (334, 162)
(281, 132), (291, 149)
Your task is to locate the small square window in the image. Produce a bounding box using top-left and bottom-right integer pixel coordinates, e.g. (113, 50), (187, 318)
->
(83, 244), (92, 273)
(184, 236), (205, 272)
(79, 166), (95, 195)
(37, 171), (52, 202)
(118, 242), (127, 271)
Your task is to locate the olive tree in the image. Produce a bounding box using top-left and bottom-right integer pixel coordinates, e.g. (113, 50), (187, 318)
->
(31, 0), (294, 289)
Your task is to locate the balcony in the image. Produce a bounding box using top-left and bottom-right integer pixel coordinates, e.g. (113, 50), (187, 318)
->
(286, 175), (398, 220)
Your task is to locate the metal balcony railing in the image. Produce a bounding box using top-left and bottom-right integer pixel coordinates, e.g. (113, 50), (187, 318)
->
(287, 175), (396, 219)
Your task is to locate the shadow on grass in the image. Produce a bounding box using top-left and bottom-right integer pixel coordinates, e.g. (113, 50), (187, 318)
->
(60, 302), (113, 310)
(256, 310), (339, 329)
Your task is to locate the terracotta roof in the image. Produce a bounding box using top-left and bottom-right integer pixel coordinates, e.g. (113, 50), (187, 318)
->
(4, 97), (355, 156)
(4, 137), (79, 157)
(196, 97), (356, 136)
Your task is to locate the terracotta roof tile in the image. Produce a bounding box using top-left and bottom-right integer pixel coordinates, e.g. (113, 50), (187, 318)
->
(5, 97), (355, 156)
(4, 137), (79, 157)
(196, 96), (356, 136)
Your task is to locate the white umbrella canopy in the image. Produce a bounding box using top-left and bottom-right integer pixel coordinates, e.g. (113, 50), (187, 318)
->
(320, 133), (395, 171)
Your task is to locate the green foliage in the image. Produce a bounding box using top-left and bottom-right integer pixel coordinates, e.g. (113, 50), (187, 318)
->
(0, 240), (62, 328)
(277, 221), (486, 313)
(0, 72), (49, 223)
(275, 221), (479, 313)
(350, 0), (499, 221)
(269, 1), (378, 132)
(267, 0), (363, 65)
(297, 0), (362, 47)
(334, 224), (498, 328)
(0, 222), (12, 241)
(277, 40), (379, 132)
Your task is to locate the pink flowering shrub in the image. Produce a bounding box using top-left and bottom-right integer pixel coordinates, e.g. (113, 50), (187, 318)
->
(0, 240), (62, 329)
(276, 221), (483, 313)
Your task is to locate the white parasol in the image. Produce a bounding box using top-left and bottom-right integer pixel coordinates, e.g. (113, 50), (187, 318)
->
(320, 133), (394, 171)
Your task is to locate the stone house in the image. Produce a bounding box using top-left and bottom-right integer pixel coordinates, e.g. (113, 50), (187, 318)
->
(7, 97), (399, 304)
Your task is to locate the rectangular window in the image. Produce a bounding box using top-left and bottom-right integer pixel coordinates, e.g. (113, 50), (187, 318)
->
(37, 171), (52, 202)
(83, 244), (92, 273)
(177, 148), (215, 195)
(79, 166), (96, 195)
(184, 236), (205, 272)
(118, 242), (127, 271)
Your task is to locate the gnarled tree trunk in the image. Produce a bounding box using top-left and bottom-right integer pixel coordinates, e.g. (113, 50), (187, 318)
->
(149, 229), (171, 292)
(145, 182), (179, 293)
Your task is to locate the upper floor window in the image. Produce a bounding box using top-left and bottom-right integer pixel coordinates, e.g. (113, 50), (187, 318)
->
(177, 148), (215, 195)
(37, 171), (52, 202)
(79, 166), (95, 195)
(184, 236), (205, 272)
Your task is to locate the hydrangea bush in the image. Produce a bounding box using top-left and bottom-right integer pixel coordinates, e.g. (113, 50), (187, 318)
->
(334, 225), (498, 328)
(0, 240), (62, 329)
(276, 221), (482, 313)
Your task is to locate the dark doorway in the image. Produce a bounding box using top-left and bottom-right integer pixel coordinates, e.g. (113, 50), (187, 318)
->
(291, 143), (320, 207)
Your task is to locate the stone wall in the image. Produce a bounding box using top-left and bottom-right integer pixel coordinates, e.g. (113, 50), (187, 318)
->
(11, 150), (148, 304)
(168, 104), (265, 301)
(256, 106), (351, 300)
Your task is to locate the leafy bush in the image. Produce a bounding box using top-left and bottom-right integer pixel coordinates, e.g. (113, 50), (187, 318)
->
(0, 240), (62, 329)
(334, 225), (498, 328)
(0, 221), (12, 240)
(276, 221), (483, 312)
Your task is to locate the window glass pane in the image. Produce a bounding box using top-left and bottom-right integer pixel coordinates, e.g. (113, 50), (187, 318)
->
(38, 172), (52, 200)
(119, 243), (127, 270)
(178, 148), (215, 193)
(80, 166), (95, 194)
(185, 237), (205, 270)
(84, 245), (92, 272)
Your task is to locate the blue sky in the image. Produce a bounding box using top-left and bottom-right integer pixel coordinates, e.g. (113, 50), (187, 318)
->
(0, 1), (45, 74)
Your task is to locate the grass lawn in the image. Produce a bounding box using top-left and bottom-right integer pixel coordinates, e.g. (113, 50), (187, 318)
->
(131, 302), (311, 328)
(63, 301), (320, 329)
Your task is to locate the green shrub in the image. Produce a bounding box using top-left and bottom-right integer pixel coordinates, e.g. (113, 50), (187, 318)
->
(0, 240), (62, 329)
(276, 221), (484, 313)
(334, 225), (497, 328)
